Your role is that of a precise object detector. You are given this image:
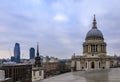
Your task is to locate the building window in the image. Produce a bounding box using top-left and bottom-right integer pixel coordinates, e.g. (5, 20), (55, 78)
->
(86, 62), (87, 68)
(91, 45), (96, 53)
(82, 67), (84, 69)
(92, 53), (94, 56)
(33, 71), (35, 76)
(99, 62), (100, 68)
(91, 62), (95, 69)
(95, 45), (98, 52)
(103, 67), (105, 69)
(101, 45), (104, 52)
(39, 70), (41, 76)
(83, 46), (85, 52)
(93, 45), (95, 52)
(91, 45), (93, 52)
(85, 45), (88, 52)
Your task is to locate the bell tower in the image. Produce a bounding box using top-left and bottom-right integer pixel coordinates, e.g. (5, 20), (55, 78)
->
(35, 43), (41, 67)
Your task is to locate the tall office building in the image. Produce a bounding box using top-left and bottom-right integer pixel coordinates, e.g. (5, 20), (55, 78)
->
(14, 43), (20, 63)
(29, 47), (35, 59)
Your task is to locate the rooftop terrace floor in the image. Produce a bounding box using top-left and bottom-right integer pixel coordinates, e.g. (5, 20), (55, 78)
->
(38, 68), (120, 82)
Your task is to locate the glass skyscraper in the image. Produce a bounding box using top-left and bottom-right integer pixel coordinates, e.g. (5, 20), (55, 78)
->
(29, 47), (35, 59)
(14, 43), (20, 63)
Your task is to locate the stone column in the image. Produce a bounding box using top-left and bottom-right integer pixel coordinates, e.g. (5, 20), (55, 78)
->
(76, 61), (81, 71)
(95, 61), (99, 69)
(106, 61), (110, 69)
(85, 46), (87, 53)
(91, 45), (92, 53)
(88, 45), (90, 53)
(105, 45), (106, 53)
(98, 45), (100, 52)
(89, 45), (91, 53)
(95, 45), (96, 52)
(88, 45), (89, 53)
(87, 61), (89, 70)
(86, 45), (88, 53)
(88, 61), (91, 70)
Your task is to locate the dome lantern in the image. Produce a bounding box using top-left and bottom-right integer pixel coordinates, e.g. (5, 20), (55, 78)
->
(92, 14), (97, 29)
(85, 15), (104, 40)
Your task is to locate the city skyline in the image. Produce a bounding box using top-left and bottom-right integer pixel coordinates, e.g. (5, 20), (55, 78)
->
(0, 0), (120, 59)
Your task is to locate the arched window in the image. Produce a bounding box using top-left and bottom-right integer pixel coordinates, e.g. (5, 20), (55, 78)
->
(99, 62), (100, 68)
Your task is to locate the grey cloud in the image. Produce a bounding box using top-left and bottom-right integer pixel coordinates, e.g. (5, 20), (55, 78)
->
(0, 0), (120, 58)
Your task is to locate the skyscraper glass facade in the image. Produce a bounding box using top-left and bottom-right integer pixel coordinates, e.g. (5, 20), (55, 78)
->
(14, 43), (20, 63)
(30, 47), (35, 59)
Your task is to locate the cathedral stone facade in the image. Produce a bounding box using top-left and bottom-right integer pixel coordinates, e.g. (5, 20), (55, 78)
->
(71, 15), (116, 71)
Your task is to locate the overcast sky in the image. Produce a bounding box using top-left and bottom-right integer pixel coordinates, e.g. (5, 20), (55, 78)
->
(0, 0), (120, 59)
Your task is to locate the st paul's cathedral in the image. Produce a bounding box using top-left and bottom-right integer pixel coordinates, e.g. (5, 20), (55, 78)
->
(71, 15), (117, 71)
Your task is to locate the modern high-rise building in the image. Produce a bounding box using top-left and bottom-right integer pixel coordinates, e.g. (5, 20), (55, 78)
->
(14, 43), (20, 63)
(29, 47), (35, 59)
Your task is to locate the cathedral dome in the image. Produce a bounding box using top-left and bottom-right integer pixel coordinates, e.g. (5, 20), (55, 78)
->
(85, 15), (104, 40)
(85, 28), (104, 40)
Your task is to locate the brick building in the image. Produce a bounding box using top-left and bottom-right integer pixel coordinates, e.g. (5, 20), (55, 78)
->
(42, 62), (59, 77)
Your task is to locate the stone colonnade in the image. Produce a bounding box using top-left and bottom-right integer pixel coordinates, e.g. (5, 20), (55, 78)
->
(83, 44), (106, 53)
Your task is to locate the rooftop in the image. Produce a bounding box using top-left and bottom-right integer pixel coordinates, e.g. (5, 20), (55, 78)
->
(39, 68), (120, 82)
(2, 63), (32, 67)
